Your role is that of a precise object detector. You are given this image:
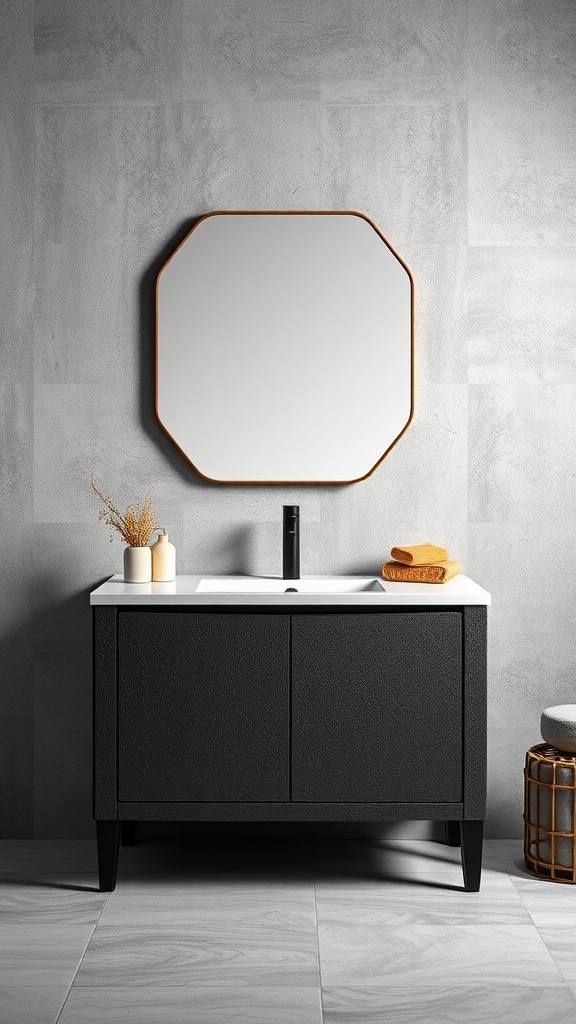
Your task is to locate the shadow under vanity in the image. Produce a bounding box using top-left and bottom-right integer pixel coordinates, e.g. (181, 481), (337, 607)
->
(90, 574), (490, 892)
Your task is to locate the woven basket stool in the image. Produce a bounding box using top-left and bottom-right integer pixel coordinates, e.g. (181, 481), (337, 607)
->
(524, 743), (576, 883)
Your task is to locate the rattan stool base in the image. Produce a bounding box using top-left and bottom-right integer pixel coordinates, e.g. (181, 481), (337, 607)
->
(524, 743), (576, 883)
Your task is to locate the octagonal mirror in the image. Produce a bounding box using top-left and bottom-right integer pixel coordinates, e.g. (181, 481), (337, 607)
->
(156, 211), (413, 483)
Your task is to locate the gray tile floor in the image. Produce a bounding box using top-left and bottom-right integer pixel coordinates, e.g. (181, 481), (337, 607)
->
(1, 838), (576, 1023)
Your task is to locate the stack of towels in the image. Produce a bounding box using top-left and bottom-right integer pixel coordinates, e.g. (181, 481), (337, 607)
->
(382, 544), (462, 584)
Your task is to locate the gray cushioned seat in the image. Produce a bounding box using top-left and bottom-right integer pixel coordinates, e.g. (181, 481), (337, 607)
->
(541, 705), (576, 753)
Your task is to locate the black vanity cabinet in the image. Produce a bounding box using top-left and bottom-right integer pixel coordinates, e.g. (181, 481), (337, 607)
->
(117, 613), (290, 803)
(291, 613), (463, 803)
(93, 604), (486, 892)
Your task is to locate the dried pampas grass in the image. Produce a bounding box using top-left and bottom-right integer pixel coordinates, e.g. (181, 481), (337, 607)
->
(90, 474), (158, 547)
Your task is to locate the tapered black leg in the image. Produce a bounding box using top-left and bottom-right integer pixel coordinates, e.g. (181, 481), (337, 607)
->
(121, 822), (137, 846)
(97, 821), (120, 892)
(445, 821), (461, 847)
(460, 820), (483, 891)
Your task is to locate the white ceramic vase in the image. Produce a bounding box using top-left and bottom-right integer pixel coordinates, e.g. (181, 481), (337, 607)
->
(123, 545), (152, 584)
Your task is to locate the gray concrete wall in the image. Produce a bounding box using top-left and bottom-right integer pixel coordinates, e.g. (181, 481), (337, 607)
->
(1, 0), (575, 837)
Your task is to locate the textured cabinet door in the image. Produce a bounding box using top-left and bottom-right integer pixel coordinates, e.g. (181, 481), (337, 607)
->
(292, 613), (462, 802)
(118, 612), (290, 802)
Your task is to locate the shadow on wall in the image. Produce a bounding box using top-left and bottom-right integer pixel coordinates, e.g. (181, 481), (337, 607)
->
(214, 524), (256, 575)
(0, 619), (35, 836)
(31, 578), (113, 839)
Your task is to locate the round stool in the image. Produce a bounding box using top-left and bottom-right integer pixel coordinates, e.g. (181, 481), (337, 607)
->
(524, 744), (576, 883)
(541, 705), (576, 753)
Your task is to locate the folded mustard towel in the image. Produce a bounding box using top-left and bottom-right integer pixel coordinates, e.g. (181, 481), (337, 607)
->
(382, 560), (462, 584)
(390, 543), (448, 566)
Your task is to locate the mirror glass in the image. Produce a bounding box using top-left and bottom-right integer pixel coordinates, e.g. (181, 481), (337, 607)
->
(156, 212), (413, 483)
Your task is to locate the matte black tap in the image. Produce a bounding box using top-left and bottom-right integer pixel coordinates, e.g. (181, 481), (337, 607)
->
(282, 505), (300, 580)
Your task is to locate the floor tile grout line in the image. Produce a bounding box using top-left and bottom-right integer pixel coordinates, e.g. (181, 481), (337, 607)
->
(532, 944), (576, 1011)
(54, 889), (111, 1024)
(507, 869), (576, 1005)
(313, 880), (326, 1024)
(521, 896), (576, 1010)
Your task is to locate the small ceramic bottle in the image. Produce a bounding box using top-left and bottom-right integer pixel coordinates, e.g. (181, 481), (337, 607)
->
(151, 529), (176, 582)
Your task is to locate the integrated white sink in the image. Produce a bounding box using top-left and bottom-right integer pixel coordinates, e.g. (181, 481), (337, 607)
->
(196, 576), (386, 595)
(90, 574), (491, 606)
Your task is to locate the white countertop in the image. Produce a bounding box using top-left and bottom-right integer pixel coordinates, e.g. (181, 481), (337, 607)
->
(90, 574), (491, 607)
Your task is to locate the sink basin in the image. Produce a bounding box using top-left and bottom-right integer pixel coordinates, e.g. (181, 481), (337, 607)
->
(196, 576), (385, 595)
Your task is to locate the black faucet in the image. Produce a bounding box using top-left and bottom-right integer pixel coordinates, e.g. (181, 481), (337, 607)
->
(282, 505), (300, 580)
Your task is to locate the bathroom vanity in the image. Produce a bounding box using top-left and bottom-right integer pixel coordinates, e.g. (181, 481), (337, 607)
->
(91, 574), (490, 891)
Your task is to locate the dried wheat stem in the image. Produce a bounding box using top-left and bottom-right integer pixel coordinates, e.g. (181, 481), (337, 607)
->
(90, 474), (159, 546)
